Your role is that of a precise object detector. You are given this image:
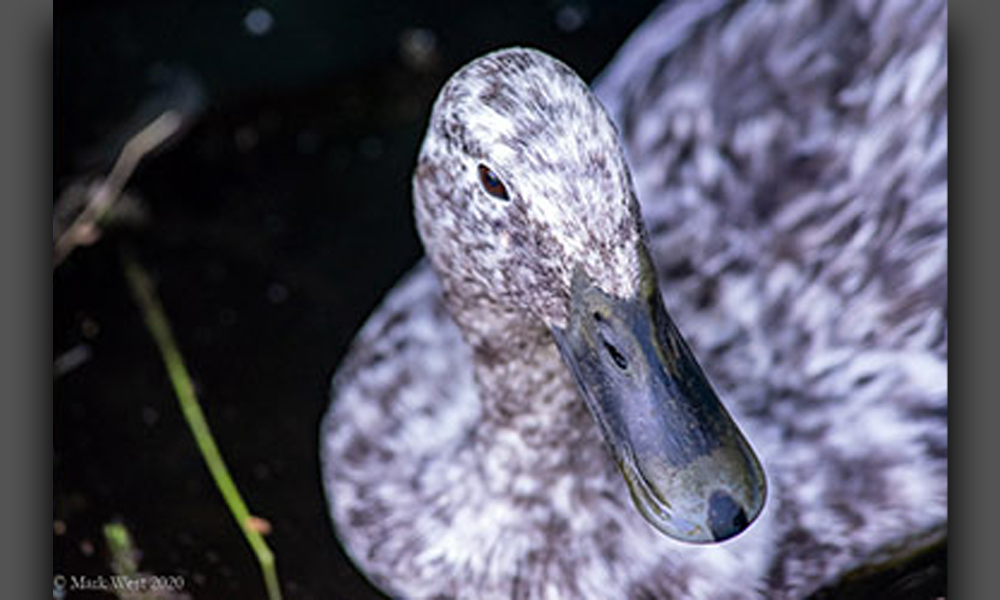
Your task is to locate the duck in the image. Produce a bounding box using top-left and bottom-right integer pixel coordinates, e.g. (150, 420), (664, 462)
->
(321, 1), (947, 597)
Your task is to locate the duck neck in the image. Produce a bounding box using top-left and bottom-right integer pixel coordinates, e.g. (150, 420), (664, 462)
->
(452, 301), (595, 454)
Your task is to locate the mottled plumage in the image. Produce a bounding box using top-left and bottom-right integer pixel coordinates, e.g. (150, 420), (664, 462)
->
(321, 0), (947, 597)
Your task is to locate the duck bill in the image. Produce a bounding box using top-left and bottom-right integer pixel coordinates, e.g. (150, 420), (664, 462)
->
(551, 260), (766, 543)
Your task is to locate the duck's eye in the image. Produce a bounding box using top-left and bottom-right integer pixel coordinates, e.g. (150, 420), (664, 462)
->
(478, 164), (510, 201)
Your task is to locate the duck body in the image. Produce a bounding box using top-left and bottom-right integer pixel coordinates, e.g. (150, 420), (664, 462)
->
(322, 1), (947, 597)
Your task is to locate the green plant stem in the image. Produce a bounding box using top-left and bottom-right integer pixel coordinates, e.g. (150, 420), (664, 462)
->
(122, 251), (282, 600)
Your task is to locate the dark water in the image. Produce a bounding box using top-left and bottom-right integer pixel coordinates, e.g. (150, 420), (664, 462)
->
(54, 2), (660, 598)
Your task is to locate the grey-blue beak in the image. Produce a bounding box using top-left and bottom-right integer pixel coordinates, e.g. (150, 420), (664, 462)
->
(551, 261), (766, 543)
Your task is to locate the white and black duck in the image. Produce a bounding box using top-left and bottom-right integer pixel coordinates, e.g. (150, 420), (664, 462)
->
(321, 0), (947, 597)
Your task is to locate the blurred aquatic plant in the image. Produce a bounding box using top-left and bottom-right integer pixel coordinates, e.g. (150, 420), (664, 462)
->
(122, 251), (283, 600)
(54, 73), (283, 599)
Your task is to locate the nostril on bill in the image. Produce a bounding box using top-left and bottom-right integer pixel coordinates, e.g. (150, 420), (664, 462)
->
(708, 490), (749, 542)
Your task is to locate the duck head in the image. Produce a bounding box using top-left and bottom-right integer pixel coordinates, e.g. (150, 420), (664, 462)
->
(413, 47), (765, 543)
